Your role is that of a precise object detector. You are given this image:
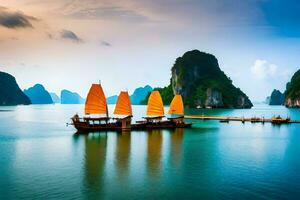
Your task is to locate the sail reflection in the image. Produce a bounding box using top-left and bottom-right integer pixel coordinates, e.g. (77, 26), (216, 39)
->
(146, 129), (163, 177)
(83, 133), (107, 196)
(169, 128), (184, 167)
(115, 132), (131, 179)
(79, 128), (184, 196)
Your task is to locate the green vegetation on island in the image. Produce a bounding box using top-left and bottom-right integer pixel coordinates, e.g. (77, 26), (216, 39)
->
(144, 50), (252, 108)
(285, 69), (300, 107)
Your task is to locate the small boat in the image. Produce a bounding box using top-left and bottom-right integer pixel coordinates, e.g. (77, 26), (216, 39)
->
(271, 116), (290, 124)
(134, 92), (191, 129)
(71, 84), (133, 132)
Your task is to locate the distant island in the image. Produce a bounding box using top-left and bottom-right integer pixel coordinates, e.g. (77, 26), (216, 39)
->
(143, 50), (253, 108)
(107, 95), (118, 104)
(3, 61), (300, 109)
(267, 89), (284, 105)
(61, 89), (85, 104)
(24, 84), (53, 104)
(0, 71), (31, 106)
(107, 85), (153, 105)
(285, 69), (300, 107)
(0, 71), (84, 106)
(50, 92), (60, 103)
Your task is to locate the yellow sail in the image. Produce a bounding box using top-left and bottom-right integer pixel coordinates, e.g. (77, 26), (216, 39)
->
(146, 91), (164, 116)
(85, 84), (108, 116)
(113, 91), (132, 116)
(168, 94), (184, 115)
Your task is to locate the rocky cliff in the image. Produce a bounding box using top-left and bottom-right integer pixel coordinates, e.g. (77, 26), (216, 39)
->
(285, 69), (300, 107)
(269, 89), (284, 105)
(24, 84), (53, 104)
(0, 71), (31, 106)
(156, 50), (252, 108)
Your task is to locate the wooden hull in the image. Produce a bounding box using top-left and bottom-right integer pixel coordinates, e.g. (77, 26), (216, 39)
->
(131, 121), (192, 130)
(72, 119), (192, 133)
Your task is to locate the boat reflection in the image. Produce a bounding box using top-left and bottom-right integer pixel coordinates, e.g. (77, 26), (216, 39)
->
(77, 128), (185, 196)
(82, 133), (107, 198)
(115, 132), (131, 180)
(169, 128), (184, 167)
(147, 129), (163, 177)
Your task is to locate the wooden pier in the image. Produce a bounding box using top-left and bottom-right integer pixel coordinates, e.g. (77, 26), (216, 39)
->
(184, 115), (300, 124)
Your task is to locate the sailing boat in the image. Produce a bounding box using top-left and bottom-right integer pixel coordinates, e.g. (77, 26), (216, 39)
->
(134, 91), (191, 129)
(71, 84), (132, 132)
(144, 90), (165, 122)
(166, 94), (191, 128)
(112, 91), (133, 130)
(71, 85), (191, 132)
(167, 94), (186, 123)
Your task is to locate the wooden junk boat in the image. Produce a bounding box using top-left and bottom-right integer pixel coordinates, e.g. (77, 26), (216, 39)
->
(72, 84), (133, 132)
(71, 84), (191, 132)
(133, 91), (191, 129)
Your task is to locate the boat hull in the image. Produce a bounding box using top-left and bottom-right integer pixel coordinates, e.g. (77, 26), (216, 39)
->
(72, 119), (192, 133)
(131, 121), (192, 130)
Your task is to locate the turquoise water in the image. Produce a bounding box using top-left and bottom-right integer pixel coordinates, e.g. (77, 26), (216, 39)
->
(1, 104), (300, 199)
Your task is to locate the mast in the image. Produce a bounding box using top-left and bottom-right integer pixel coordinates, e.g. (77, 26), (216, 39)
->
(168, 94), (184, 115)
(146, 91), (164, 117)
(85, 84), (108, 117)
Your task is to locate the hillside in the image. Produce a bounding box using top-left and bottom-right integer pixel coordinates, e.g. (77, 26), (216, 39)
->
(285, 69), (300, 107)
(24, 84), (53, 104)
(0, 71), (31, 106)
(146, 50), (252, 108)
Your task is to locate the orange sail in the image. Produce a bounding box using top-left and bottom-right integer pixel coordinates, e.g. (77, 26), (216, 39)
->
(113, 91), (132, 116)
(146, 91), (164, 116)
(85, 84), (108, 116)
(168, 94), (184, 115)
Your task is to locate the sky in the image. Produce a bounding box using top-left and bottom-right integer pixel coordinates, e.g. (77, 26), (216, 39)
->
(0, 0), (300, 101)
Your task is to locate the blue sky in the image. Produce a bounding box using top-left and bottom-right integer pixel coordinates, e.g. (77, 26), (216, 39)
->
(0, 0), (299, 101)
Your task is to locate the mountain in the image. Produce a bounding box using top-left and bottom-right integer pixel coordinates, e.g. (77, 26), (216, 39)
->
(24, 84), (53, 104)
(106, 85), (153, 105)
(130, 85), (152, 104)
(0, 71), (31, 106)
(146, 50), (253, 108)
(61, 89), (85, 104)
(107, 95), (118, 104)
(50, 92), (60, 103)
(269, 89), (284, 105)
(285, 69), (300, 107)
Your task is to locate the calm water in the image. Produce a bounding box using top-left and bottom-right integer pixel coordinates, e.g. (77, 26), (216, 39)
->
(1, 104), (300, 199)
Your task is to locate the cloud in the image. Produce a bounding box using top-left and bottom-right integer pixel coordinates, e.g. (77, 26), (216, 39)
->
(0, 7), (37, 29)
(60, 29), (83, 43)
(101, 41), (111, 46)
(61, 1), (151, 23)
(251, 59), (278, 79)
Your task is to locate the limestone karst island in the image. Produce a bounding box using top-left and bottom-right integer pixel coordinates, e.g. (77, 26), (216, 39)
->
(1, 1), (300, 199)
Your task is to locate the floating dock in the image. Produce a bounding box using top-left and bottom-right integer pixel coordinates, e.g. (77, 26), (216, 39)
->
(184, 115), (300, 124)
